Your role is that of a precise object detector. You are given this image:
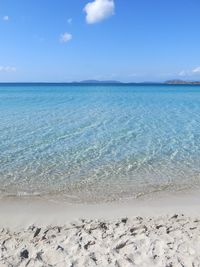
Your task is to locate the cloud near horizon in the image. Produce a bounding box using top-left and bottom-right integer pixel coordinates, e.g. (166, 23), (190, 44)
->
(59, 32), (72, 43)
(192, 67), (200, 74)
(0, 66), (16, 72)
(178, 67), (200, 77)
(84, 0), (115, 24)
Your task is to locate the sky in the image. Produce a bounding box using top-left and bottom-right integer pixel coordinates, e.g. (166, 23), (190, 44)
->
(0, 0), (200, 82)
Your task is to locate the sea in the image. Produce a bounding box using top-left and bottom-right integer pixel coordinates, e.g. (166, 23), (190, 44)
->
(0, 84), (200, 203)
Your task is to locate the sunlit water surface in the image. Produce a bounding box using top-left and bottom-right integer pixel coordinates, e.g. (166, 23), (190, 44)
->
(1, 84), (200, 202)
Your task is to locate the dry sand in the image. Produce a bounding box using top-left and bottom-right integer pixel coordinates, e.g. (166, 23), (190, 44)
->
(1, 191), (200, 266)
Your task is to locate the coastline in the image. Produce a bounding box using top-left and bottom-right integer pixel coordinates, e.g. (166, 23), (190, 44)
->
(1, 189), (200, 228)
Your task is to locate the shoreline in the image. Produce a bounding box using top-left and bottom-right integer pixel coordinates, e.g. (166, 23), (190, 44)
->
(1, 189), (200, 228)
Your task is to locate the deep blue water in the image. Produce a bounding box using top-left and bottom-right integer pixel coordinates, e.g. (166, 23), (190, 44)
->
(0, 84), (200, 202)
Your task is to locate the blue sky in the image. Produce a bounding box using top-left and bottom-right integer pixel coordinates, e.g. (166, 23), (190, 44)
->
(0, 0), (200, 82)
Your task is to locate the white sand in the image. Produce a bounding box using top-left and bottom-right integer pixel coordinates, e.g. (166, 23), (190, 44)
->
(1, 191), (200, 266)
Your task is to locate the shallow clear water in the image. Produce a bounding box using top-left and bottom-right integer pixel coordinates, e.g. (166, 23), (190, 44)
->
(1, 84), (200, 202)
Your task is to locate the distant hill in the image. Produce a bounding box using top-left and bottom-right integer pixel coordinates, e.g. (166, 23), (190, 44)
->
(165, 80), (200, 85)
(79, 80), (122, 84)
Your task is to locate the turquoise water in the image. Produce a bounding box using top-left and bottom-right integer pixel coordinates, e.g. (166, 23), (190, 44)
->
(1, 84), (200, 202)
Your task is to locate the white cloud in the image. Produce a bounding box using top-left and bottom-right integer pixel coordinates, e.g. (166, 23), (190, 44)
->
(2, 15), (9, 21)
(67, 18), (72, 24)
(178, 67), (200, 77)
(84, 0), (115, 24)
(0, 66), (16, 72)
(192, 67), (200, 74)
(59, 32), (72, 43)
(178, 70), (187, 77)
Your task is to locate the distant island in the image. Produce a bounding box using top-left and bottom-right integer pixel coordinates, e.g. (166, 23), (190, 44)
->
(165, 80), (200, 85)
(79, 80), (122, 84)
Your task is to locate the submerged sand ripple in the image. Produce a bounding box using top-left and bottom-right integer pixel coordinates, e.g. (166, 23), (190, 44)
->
(1, 215), (200, 266)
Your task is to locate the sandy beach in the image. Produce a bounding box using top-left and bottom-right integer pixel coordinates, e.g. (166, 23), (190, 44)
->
(1, 192), (200, 266)
(1, 0), (200, 265)
(2, 214), (200, 267)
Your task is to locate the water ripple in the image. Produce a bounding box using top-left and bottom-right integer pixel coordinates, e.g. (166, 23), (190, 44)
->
(0, 84), (200, 202)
